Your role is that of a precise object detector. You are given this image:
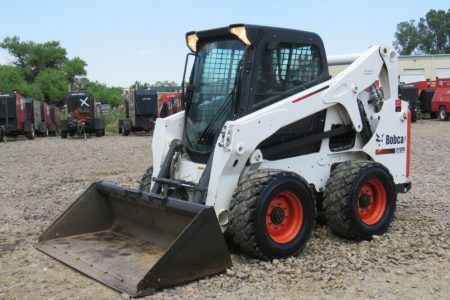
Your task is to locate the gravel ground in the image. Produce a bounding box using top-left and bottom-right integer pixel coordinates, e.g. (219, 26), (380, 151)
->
(0, 120), (449, 300)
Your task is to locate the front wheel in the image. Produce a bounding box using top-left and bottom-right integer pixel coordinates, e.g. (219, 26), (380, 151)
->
(438, 106), (449, 121)
(323, 161), (396, 240)
(228, 170), (315, 259)
(139, 166), (153, 192)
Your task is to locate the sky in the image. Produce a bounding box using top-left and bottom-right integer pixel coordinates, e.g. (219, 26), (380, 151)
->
(0, 0), (448, 87)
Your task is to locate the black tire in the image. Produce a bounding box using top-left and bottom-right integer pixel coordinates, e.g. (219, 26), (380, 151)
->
(26, 127), (35, 140)
(411, 110), (417, 123)
(102, 128), (105, 136)
(61, 131), (67, 138)
(438, 106), (449, 121)
(96, 129), (102, 137)
(227, 170), (316, 259)
(323, 161), (396, 240)
(139, 166), (153, 192)
(69, 131), (75, 137)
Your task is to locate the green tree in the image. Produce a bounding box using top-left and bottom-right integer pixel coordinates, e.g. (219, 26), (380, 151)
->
(394, 9), (450, 55)
(417, 9), (450, 54)
(27, 41), (67, 79)
(1, 37), (70, 81)
(34, 69), (68, 104)
(64, 57), (87, 85)
(394, 21), (420, 55)
(0, 65), (28, 93)
(85, 81), (123, 106)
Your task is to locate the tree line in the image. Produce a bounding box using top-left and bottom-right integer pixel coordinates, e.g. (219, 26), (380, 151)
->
(0, 36), (123, 106)
(394, 9), (449, 55)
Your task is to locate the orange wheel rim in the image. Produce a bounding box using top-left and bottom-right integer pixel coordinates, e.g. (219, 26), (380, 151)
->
(357, 178), (387, 225)
(265, 191), (303, 244)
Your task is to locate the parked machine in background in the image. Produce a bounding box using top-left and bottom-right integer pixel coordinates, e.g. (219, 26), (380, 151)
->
(119, 89), (158, 135)
(50, 105), (61, 135)
(398, 85), (420, 122)
(40, 101), (53, 136)
(37, 24), (411, 296)
(61, 91), (105, 139)
(25, 97), (43, 137)
(0, 91), (34, 141)
(430, 78), (450, 121)
(404, 78), (450, 121)
(158, 92), (184, 118)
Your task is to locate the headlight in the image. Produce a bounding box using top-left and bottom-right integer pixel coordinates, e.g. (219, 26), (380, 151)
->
(229, 25), (251, 46)
(186, 32), (199, 52)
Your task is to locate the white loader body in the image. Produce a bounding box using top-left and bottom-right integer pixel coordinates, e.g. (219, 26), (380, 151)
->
(152, 44), (410, 229)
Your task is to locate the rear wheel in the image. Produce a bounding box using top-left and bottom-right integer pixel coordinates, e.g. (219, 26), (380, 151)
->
(26, 127), (35, 140)
(323, 161), (396, 240)
(122, 125), (130, 136)
(411, 110), (417, 122)
(0, 129), (6, 143)
(139, 166), (153, 192)
(438, 106), (449, 121)
(228, 170), (315, 259)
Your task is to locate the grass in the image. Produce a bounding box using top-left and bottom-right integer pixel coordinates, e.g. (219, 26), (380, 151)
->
(103, 109), (124, 134)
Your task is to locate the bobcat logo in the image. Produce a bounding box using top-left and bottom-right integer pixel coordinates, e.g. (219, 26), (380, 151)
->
(376, 133), (384, 144)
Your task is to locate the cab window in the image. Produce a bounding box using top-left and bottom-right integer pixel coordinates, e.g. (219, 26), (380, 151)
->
(253, 43), (322, 111)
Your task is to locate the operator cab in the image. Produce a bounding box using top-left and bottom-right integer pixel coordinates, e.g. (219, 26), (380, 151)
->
(182, 24), (329, 163)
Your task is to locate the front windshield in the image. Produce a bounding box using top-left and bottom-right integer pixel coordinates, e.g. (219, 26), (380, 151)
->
(186, 39), (245, 154)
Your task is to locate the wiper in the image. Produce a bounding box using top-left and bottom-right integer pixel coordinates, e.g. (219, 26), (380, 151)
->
(197, 92), (234, 144)
(197, 57), (244, 145)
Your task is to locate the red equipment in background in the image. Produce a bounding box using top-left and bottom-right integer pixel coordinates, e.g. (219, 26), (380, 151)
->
(431, 78), (450, 121)
(409, 78), (450, 121)
(0, 91), (35, 141)
(50, 105), (61, 134)
(158, 92), (184, 118)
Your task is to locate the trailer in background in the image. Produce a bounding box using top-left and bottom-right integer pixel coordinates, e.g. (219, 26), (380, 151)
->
(50, 105), (61, 135)
(431, 78), (450, 121)
(398, 85), (420, 122)
(119, 89), (158, 136)
(407, 78), (450, 121)
(0, 92), (34, 141)
(40, 101), (55, 135)
(25, 97), (43, 136)
(61, 91), (105, 139)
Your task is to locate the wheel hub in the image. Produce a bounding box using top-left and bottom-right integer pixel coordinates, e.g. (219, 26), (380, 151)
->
(359, 193), (372, 209)
(270, 207), (286, 225)
(357, 179), (387, 225)
(265, 191), (304, 244)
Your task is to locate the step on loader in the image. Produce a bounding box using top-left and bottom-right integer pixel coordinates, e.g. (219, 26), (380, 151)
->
(37, 24), (412, 297)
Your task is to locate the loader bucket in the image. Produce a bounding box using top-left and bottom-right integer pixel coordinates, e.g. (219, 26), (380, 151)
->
(35, 181), (232, 297)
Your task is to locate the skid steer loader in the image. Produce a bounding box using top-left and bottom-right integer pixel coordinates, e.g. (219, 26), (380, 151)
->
(36, 24), (412, 297)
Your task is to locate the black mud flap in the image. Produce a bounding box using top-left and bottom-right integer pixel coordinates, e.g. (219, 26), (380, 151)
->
(35, 181), (232, 297)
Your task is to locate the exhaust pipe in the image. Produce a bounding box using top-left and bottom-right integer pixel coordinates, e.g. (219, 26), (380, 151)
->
(36, 181), (232, 297)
